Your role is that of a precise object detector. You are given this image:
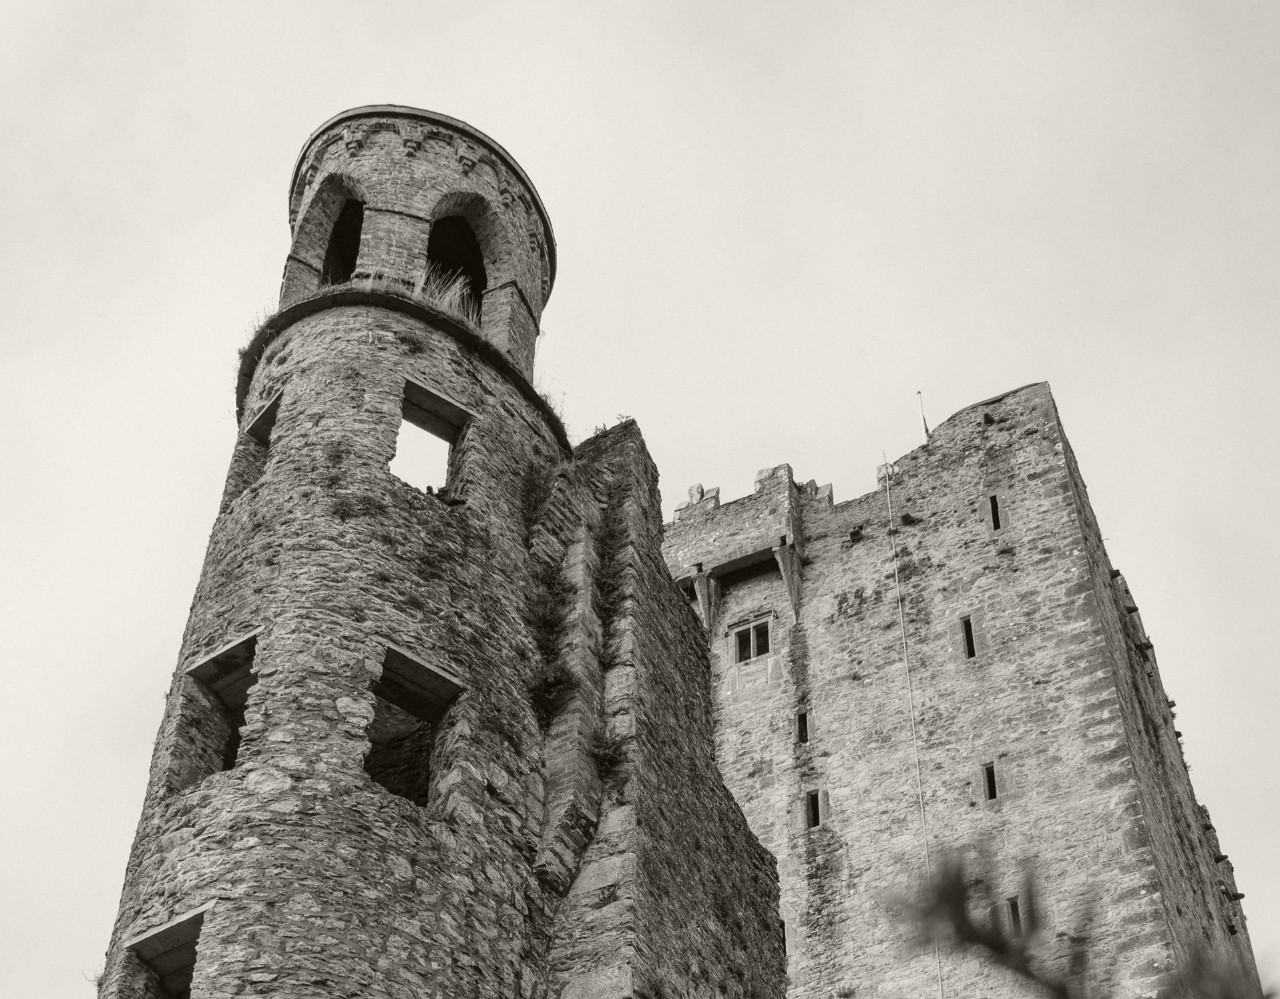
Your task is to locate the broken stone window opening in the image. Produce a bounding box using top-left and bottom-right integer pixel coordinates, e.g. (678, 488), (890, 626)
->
(961, 616), (977, 659)
(390, 377), (475, 494)
(320, 199), (364, 286)
(123, 901), (214, 999)
(223, 391), (283, 507)
(427, 215), (487, 315)
(734, 619), (771, 663)
(983, 762), (998, 800)
(989, 494), (1002, 531)
(364, 644), (464, 806)
(245, 392), (281, 447)
(797, 711), (809, 744)
(181, 631), (260, 783)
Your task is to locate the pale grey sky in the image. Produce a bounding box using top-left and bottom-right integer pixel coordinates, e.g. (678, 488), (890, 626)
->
(1, 2), (1276, 995)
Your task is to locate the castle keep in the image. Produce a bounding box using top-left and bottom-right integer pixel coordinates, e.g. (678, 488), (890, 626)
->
(101, 107), (1258, 999)
(663, 386), (1260, 997)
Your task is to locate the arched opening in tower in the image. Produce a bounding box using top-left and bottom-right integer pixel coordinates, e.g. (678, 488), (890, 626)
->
(426, 215), (487, 314)
(320, 199), (364, 285)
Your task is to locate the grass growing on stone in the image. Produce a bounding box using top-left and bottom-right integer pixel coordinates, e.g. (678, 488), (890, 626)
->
(591, 484), (630, 670)
(238, 263), (479, 370)
(589, 728), (627, 780)
(525, 559), (574, 666)
(477, 694), (524, 754)
(519, 459), (556, 549)
(406, 262), (480, 326)
(527, 659), (576, 729)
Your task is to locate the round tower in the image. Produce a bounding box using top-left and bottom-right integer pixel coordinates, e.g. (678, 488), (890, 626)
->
(279, 105), (555, 379)
(100, 108), (571, 999)
(100, 107), (786, 999)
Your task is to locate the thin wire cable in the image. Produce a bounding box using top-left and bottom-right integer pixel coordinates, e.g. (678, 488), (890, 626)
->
(882, 453), (945, 999)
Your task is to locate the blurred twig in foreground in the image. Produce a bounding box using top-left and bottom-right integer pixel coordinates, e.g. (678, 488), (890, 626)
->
(899, 857), (1268, 999)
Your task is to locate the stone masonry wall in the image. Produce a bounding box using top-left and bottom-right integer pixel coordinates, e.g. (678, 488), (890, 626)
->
(1057, 426), (1260, 988)
(103, 105), (786, 999)
(664, 382), (1260, 999)
(581, 426), (786, 999)
(103, 294), (785, 999)
(281, 107), (554, 380)
(104, 299), (570, 999)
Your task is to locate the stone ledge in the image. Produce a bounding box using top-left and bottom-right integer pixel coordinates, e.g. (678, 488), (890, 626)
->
(235, 286), (571, 455)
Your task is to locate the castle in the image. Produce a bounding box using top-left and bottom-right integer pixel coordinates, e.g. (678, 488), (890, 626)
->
(100, 107), (1259, 999)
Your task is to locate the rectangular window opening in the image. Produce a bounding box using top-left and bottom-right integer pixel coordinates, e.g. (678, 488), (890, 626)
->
(989, 494), (1002, 531)
(734, 619), (771, 662)
(961, 616), (977, 659)
(983, 762), (998, 800)
(179, 632), (260, 788)
(364, 644), (465, 807)
(224, 393), (282, 508)
(796, 712), (809, 744)
(244, 393), (281, 446)
(391, 377), (474, 495)
(805, 790), (821, 829)
(124, 901), (213, 999)
(1006, 897), (1023, 939)
(390, 418), (454, 493)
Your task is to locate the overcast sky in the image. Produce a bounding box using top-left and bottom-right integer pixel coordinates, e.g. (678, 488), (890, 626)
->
(1, 2), (1276, 995)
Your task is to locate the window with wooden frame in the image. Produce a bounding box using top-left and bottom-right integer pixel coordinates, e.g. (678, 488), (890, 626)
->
(734, 619), (771, 663)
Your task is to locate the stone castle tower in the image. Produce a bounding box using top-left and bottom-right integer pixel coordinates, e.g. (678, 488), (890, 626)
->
(663, 386), (1261, 998)
(101, 107), (1258, 999)
(99, 106), (785, 999)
